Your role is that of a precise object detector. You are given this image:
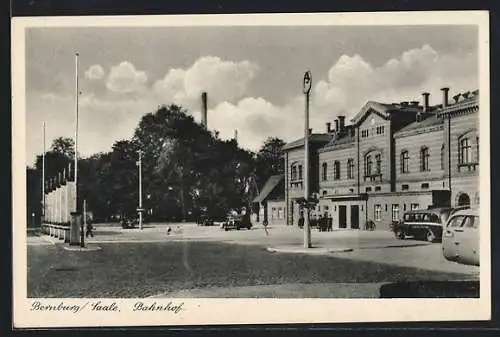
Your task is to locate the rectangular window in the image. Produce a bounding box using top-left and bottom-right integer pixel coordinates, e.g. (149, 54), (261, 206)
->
(411, 203), (420, 210)
(334, 161), (340, 180)
(271, 207), (276, 220)
(375, 186), (381, 191)
(421, 183), (429, 189)
(298, 165), (303, 180)
(402, 184), (409, 191)
(420, 147), (430, 172)
(392, 204), (400, 221)
(365, 187), (372, 193)
(347, 159), (354, 179)
(459, 138), (471, 164)
(374, 204), (382, 221)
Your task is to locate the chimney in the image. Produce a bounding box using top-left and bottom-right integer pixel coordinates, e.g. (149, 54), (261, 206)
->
(201, 92), (208, 129)
(326, 122), (331, 133)
(441, 87), (449, 107)
(334, 119), (339, 133)
(422, 92), (430, 112)
(338, 116), (346, 134)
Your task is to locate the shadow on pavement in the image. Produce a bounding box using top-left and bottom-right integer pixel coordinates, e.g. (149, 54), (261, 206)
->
(379, 280), (479, 298)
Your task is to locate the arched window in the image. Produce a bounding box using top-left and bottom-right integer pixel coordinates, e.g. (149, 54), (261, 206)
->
(375, 154), (381, 174)
(321, 162), (328, 181)
(291, 165), (297, 181)
(334, 161), (340, 180)
(420, 146), (430, 172)
(347, 159), (354, 179)
(457, 193), (471, 207)
(365, 155), (372, 177)
(440, 144), (445, 170)
(400, 150), (409, 173)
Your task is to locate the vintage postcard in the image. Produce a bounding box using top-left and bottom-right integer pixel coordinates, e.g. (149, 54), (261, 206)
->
(12, 11), (490, 328)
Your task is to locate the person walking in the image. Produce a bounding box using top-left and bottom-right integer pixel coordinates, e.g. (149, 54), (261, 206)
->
(263, 219), (270, 236)
(85, 219), (94, 238)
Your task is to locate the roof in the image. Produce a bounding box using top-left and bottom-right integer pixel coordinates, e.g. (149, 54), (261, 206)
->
(282, 134), (332, 151)
(451, 208), (479, 217)
(351, 101), (423, 125)
(321, 125), (355, 150)
(253, 174), (284, 203)
(395, 114), (443, 135)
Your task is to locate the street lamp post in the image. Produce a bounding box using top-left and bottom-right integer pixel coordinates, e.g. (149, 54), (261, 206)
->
(303, 70), (312, 249)
(137, 150), (143, 230)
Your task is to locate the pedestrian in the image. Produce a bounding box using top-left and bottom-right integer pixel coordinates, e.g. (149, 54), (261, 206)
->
(263, 219), (269, 236)
(85, 221), (94, 238)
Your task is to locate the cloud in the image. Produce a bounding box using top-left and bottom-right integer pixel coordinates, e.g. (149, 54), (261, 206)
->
(106, 61), (148, 93)
(153, 56), (258, 108)
(199, 45), (478, 152)
(313, 44), (478, 120)
(85, 64), (105, 80)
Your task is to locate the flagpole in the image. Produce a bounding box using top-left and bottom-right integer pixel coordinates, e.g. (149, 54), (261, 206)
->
(42, 122), (46, 225)
(74, 52), (79, 213)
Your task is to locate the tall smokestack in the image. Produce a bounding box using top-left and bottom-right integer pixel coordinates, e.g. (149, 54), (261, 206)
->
(201, 92), (208, 129)
(422, 92), (430, 112)
(441, 87), (449, 108)
(234, 129), (238, 142)
(334, 119), (339, 133)
(326, 122), (331, 133)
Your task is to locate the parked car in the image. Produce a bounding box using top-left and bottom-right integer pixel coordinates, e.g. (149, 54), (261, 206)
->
(393, 207), (456, 242)
(442, 208), (480, 266)
(221, 213), (252, 231)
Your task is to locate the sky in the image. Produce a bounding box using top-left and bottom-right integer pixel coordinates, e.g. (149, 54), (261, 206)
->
(25, 24), (479, 167)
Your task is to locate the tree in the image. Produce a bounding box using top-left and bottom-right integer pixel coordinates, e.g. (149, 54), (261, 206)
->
(255, 137), (286, 188)
(50, 137), (75, 159)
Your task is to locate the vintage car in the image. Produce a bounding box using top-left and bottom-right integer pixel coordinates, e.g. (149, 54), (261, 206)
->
(442, 208), (480, 266)
(221, 213), (252, 231)
(393, 207), (456, 242)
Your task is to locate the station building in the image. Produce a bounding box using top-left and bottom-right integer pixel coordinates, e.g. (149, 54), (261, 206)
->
(257, 87), (479, 230)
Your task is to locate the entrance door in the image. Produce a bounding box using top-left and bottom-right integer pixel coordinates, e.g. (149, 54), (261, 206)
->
(338, 205), (347, 228)
(350, 205), (359, 229)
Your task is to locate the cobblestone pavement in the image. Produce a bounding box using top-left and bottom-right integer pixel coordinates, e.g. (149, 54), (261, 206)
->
(61, 222), (480, 276)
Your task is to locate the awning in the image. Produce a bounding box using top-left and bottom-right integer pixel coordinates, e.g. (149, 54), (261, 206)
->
(253, 175), (284, 203)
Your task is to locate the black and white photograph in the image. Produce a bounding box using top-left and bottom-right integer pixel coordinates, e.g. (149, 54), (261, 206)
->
(12, 11), (490, 327)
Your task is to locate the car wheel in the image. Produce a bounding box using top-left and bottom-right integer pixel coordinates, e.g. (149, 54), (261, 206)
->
(425, 229), (436, 242)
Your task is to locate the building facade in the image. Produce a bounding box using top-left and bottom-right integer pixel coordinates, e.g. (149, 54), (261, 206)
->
(281, 87), (479, 230)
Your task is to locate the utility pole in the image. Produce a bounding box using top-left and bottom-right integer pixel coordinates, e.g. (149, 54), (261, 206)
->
(137, 150), (143, 230)
(42, 122), (46, 226)
(303, 70), (312, 248)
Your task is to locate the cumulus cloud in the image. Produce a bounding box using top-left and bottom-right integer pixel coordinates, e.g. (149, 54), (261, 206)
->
(85, 64), (105, 80)
(106, 61), (148, 93)
(313, 44), (478, 120)
(153, 56), (258, 108)
(201, 45), (478, 152)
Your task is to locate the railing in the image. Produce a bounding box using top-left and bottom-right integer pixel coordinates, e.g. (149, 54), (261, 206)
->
(41, 223), (71, 243)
